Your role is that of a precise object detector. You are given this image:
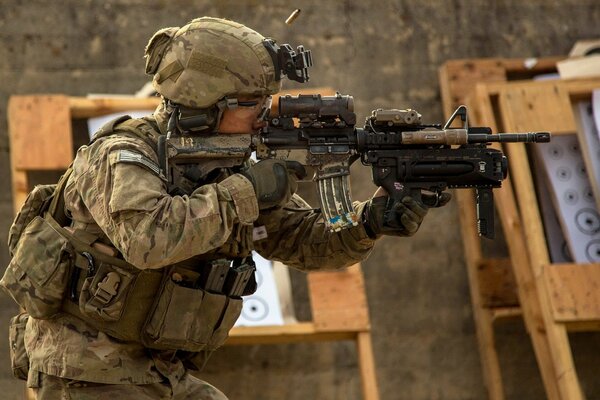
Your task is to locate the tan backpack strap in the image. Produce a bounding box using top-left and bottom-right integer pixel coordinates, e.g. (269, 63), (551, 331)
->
(92, 115), (162, 154)
(91, 115), (132, 143)
(115, 119), (161, 153)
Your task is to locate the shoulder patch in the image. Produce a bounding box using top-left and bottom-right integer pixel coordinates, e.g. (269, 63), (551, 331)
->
(115, 150), (167, 182)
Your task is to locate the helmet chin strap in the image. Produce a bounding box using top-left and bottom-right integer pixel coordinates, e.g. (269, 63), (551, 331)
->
(165, 101), (178, 139)
(158, 97), (239, 180)
(156, 101), (178, 175)
(161, 96), (248, 139)
(214, 98), (232, 133)
(156, 97), (253, 196)
(163, 99), (226, 135)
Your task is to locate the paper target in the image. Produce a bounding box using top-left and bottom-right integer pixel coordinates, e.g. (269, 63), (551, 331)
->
(241, 297), (270, 321)
(586, 240), (600, 263)
(532, 148), (573, 263)
(234, 251), (284, 327)
(534, 128), (600, 263)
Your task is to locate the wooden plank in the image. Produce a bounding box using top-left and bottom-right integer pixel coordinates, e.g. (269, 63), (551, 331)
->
(443, 66), (510, 400)
(356, 332), (380, 400)
(307, 264), (370, 332)
(491, 307), (523, 321)
(498, 85), (556, 271)
(480, 77), (600, 103)
(8, 95), (73, 169)
(468, 83), (564, 400)
(439, 59), (507, 119)
(502, 138), (552, 273)
(543, 263), (600, 322)
(226, 322), (357, 345)
(472, 306), (505, 400)
(69, 97), (159, 118)
(439, 57), (563, 121)
(477, 258), (519, 308)
(459, 87), (516, 400)
(9, 170), (28, 216)
(566, 78), (600, 102)
(500, 56), (563, 73)
(495, 84), (585, 400)
(565, 320), (600, 332)
(498, 82), (576, 134)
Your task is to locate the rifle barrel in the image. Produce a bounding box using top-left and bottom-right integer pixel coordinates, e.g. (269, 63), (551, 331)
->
(467, 132), (550, 143)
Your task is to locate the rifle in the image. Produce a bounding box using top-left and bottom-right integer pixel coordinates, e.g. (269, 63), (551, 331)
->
(252, 93), (550, 239)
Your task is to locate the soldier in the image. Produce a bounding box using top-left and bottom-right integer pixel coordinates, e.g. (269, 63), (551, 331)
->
(13, 17), (449, 399)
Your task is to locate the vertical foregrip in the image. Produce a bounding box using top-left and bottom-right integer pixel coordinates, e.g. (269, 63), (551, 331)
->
(315, 172), (359, 232)
(476, 187), (495, 239)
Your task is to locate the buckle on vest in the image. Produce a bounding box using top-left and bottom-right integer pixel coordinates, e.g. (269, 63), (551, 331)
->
(94, 272), (121, 305)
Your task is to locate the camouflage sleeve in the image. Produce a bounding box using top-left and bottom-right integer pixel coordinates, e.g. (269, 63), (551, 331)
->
(69, 135), (258, 269)
(253, 194), (376, 271)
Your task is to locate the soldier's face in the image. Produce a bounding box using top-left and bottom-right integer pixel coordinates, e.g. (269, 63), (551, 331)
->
(218, 96), (270, 134)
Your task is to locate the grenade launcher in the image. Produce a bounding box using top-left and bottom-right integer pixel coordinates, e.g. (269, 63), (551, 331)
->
(253, 93), (550, 239)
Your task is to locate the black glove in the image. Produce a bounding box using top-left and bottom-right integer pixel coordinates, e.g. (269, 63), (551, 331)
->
(241, 159), (301, 210)
(363, 192), (451, 238)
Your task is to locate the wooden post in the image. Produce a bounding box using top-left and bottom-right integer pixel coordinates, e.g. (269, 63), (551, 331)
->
(496, 81), (599, 400)
(7, 95), (73, 212)
(356, 331), (380, 400)
(440, 58), (600, 400)
(308, 264), (370, 332)
(467, 83), (564, 400)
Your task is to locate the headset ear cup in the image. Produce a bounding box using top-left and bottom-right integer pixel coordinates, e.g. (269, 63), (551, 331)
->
(144, 27), (179, 75)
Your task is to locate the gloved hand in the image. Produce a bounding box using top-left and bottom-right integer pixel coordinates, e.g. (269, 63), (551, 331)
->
(241, 159), (302, 210)
(363, 191), (451, 238)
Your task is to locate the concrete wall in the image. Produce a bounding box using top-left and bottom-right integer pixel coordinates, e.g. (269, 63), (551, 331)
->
(1, 1), (600, 399)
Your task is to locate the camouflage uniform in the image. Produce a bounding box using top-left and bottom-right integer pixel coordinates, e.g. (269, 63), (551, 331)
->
(33, 370), (227, 400)
(22, 17), (376, 399)
(23, 111), (375, 398)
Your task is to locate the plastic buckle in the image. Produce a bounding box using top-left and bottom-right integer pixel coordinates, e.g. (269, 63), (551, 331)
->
(94, 272), (121, 305)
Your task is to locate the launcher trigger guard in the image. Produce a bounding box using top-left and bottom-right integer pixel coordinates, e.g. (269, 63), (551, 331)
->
(423, 190), (442, 208)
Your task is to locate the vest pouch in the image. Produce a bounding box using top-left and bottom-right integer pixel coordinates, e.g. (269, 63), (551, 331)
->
(8, 185), (55, 256)
(0, 216), (72, 319)
(78, 262), (134, 322)
(207, 296), (243, 350)
(8, 312), (30, 381)
(143, 267), (237, 352)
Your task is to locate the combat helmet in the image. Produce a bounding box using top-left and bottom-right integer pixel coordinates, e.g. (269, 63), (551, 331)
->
(146, 17), (282, 109)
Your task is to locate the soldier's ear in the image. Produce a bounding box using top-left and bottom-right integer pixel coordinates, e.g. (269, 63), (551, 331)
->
(144, 27), (179, 75)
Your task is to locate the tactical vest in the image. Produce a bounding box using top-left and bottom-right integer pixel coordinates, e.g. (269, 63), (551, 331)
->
(1, 116), (254, 353)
